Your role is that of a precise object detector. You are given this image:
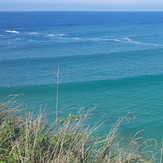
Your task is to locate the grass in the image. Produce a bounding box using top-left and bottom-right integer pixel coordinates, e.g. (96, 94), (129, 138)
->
(0, 94), (162, 163)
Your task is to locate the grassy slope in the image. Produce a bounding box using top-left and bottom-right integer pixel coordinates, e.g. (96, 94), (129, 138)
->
(0, 94), (162, 163)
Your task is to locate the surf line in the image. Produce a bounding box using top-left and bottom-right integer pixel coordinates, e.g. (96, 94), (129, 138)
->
(6, 30), (19, 34)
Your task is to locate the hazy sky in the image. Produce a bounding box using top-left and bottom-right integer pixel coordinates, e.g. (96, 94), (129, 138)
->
(1, 0), (163, 11)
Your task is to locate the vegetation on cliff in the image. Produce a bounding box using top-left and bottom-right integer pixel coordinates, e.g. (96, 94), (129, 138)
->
(0, 94), (162, 163)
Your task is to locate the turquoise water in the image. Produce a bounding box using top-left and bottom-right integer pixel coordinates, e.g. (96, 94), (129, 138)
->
(0, 11), (163, 144)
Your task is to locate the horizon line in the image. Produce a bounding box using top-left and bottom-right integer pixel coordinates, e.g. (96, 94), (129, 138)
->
(1, 10), (163, 12)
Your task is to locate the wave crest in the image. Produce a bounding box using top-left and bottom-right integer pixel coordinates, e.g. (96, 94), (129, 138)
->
(6, 30), (19, 34)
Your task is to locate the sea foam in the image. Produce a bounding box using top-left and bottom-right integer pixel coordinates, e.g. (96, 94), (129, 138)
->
(110, 37), (163, 46)
(46, 34), (55, 37)
(28, 32), (38, 35)
(59, 34), (66, 36)
(6, 30), (19, 34)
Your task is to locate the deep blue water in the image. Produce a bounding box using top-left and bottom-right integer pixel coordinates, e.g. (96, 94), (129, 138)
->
(0, 11), (163, 146)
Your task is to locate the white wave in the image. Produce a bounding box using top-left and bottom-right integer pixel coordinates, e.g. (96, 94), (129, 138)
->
(59, 34), (66, 36)
(123, 38), (143, 44)
(46, 34), (55, 37)
(90, 38), (109, 41)
(28, 32), (38, 35)
(73, 37), (80, 40)
(119, 38), (141, 44)
(124, 37), (163, 46)
(6, 30), (19, 34)
(110, 37), (163, 46)
(110, 39), (121, 42)
(109, 38), (132, 43)
(140, 41), (163, 46)
(47, 35), (163, 47)
(101, 38), (109, 41)
(145, 43), (163, 46)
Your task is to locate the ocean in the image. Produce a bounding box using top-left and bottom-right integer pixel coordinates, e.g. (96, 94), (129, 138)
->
(0, 11), (163, 145)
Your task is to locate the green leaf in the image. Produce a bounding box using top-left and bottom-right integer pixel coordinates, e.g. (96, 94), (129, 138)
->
(7, 157), (14, 162)
(68, 113), (74, 117)
(36, 134), (47, 144)
(51, 136), (57, 146)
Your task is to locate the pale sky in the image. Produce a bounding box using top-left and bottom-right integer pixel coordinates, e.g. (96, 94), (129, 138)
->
(0, 0), (163, 11)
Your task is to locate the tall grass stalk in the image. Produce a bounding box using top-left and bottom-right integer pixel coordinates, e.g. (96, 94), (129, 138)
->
(54, 66), (60, 124)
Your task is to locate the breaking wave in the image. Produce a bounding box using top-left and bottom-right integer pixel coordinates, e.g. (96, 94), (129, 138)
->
(6, 30), (19, 34)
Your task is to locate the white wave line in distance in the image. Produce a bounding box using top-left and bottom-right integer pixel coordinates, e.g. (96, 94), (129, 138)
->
(6, 30), (19, 34)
